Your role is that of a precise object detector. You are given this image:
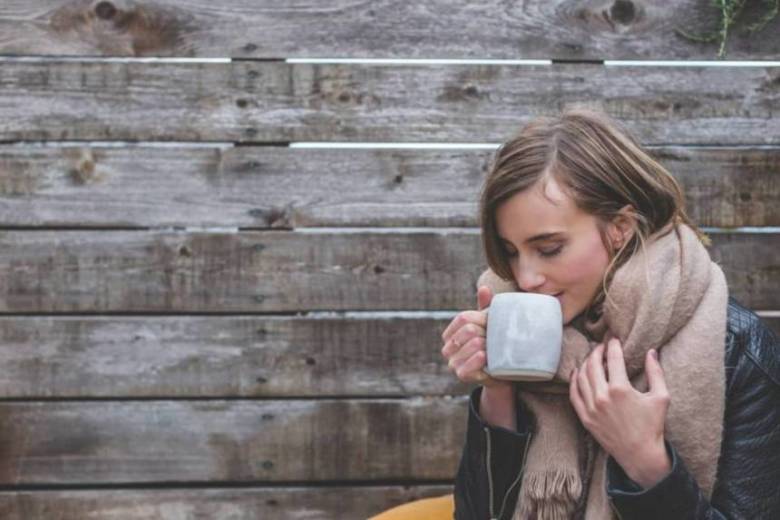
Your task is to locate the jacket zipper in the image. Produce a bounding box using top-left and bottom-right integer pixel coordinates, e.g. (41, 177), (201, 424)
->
(484, 426), (497, 519)
(609, 497), (624, 520)
(484, 427), (533, 520)
(497, 431), (531, 519)
(486, 426), (620, 520)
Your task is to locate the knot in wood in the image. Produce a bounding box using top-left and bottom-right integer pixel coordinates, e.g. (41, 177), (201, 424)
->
(94, 1), (118, 20)
(610, 0), (635, 25)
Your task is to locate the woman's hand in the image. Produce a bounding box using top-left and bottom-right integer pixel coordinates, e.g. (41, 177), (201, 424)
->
(440, 286), (512, 390)
(569, 338), (672, 488)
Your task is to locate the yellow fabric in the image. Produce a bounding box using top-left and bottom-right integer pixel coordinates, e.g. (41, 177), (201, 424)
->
(367, 493), (454, 519)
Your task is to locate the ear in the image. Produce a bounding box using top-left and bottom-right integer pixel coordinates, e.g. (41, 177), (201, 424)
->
(608, 205), (636, 250)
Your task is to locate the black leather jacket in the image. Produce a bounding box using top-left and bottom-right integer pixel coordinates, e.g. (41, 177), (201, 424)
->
(453, 296), (780, 519)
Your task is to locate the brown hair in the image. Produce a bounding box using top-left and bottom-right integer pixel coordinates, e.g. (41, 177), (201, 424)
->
(478, 105), (711, 319)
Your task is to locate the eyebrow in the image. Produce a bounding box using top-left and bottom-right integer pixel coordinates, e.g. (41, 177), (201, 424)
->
(499, 232), (564, 245)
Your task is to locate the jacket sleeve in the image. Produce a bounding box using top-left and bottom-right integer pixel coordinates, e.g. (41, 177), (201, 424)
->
(606, 323), (780, 519)
(454, 385), (534, 520)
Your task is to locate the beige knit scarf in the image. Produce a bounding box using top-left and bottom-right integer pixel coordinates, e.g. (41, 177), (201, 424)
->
(476, 222), (728, 520)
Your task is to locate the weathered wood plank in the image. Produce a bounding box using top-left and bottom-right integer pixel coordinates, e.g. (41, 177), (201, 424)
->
(0, 0), (777, 59)
(0, 313), (775, 399)
(0, 399), (466, 484)
(1, 145), (778, 228)
(1, 62), (779, 144)
(0, 486), (454, 520)
(0, 230), (776, 312)
(0, 314), (464, 398)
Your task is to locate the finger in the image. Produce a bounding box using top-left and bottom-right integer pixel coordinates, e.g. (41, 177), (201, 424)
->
(577, 361), (595, 412)
(456, 351), (489, 382)
(586, 343), (609, 401)
(441, 313), (463, 342)
(569, 368), (587, 420)
(645, 349), (669, 397)
(606, 337), (630, 387)
(443, 321), (486, 356)
(445, 335), (475, 369)
(449, 337), (483, 368)
(441, 335), (460, 358)
(477, 285), (493, 311)
(441, 310), (487, 342)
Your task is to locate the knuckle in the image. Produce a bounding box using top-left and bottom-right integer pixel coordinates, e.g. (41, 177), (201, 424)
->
(452, 313), (464, 329)
(593, 394), (609, 409)
(609, 385), (629, 398)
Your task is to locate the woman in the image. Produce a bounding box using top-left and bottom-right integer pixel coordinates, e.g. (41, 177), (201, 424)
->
(447, 107), (780, 520)
(371, 107), (779, 519)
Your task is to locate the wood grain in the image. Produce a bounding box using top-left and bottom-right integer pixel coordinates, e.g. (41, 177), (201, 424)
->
(0, 230), (776, 312)
(0, 486), (454, 520)
(0, 314), (465, 398)
(0, 311), (776, 399)
(0, 399), (466, 484)
(0, 0), (777, 59)
(1, 61), (779, 143)
(0, 145), (778, 228)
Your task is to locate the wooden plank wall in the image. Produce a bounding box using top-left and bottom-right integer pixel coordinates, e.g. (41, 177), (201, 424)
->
(0, 1), (778, 518)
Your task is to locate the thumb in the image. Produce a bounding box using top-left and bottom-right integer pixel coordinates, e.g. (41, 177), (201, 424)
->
(645, 349), (668, 397)
(477, 285), (493, 311)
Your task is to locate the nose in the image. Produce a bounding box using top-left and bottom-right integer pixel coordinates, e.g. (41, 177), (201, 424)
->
(513, 257), (546, 293)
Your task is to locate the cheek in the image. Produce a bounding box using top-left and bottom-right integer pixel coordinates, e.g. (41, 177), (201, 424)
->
(562, 239), (610, 288)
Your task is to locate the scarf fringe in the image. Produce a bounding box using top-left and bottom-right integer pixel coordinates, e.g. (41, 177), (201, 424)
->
(515, 470), (581, 520)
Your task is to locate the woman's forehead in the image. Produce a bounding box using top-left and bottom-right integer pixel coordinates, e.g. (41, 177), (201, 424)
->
(496, 180), (580, 240)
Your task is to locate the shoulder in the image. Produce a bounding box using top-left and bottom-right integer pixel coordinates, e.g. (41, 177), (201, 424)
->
(725, 296), (780, 388)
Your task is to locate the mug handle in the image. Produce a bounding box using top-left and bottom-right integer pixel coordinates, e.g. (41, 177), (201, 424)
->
(481, 305), (492, 376)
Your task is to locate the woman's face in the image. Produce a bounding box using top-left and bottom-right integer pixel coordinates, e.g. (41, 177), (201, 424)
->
(495, 177), (631, 325)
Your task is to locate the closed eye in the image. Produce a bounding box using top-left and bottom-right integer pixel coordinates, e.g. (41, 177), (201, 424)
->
(503, 245), (562, 258)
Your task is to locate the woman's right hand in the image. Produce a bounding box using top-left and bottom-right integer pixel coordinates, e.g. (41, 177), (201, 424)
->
(440, 285), (513, 390)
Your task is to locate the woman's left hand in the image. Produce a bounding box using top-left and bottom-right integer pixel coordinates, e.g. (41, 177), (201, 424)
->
(569, 338), (673, 488)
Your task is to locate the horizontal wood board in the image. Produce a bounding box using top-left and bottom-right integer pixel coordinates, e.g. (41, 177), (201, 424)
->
(0, 0), (778, 59)
(0, 399), (467, 484)
(0, 486), (454, 520)
(0, 312), (776, 399)
(0, 230), (776, 312)
(0, 145), (778, 228)
(1, 62), (779, 144)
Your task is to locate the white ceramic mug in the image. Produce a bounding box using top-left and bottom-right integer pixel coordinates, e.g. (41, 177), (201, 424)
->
(483, 292), (563, 381)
